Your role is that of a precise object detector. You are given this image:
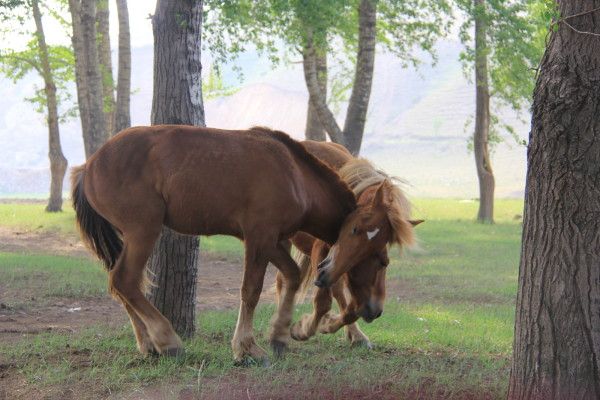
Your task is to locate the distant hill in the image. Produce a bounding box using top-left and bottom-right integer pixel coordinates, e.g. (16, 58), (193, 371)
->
(0, 41), (528, 198)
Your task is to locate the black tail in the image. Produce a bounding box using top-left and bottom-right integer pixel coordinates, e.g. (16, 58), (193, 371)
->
(71, 165), (123, 271)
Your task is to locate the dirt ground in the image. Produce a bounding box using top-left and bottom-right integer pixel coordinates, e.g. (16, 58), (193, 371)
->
(0, 226), (420, 400)
(0, 226), (279, 344)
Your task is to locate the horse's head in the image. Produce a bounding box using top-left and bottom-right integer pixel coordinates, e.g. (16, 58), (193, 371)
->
(315, 179), (422, 322)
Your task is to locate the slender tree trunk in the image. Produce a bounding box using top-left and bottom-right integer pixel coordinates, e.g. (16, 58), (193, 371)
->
(473, 0), (494, 223)
(508, 2), (600, 399)
(32, 0), (67, 212)
(342, 0), (376, 155)
(302, 0), (377, 154)
(148, 0), (205, 339)
(305, 51), (327, 141)
(70, 0), (108, 158)
(96, 0), (115, 136)
(68, 0), (91, 157)
(114, 0), (131, 133)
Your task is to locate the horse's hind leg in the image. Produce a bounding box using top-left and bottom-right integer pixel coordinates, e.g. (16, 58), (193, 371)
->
(110, 227), (183, 356)
(331, 282), (371, 348)
(266, 241), (301, 356)
(115, 297), (156, 355)
(231, 240), (270, 365)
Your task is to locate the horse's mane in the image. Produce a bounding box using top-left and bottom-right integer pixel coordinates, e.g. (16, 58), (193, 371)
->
(338, 158), (415, 247)
(249, 126), (357, 215)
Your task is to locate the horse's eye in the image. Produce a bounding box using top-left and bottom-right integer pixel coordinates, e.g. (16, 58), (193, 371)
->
(351, 226), (358, 235)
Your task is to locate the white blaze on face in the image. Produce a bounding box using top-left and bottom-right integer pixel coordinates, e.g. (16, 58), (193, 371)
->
(322, 246), (337, 270)
(367, 228), (380, 241)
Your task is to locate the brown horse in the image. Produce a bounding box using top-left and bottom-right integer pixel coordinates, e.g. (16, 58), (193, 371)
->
(275, 141), (421, 346)
(71, 124), (401, 364)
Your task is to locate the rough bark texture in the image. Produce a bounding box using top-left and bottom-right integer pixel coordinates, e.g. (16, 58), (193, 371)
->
(68, 0), (91, 156)
(147, 0), (205, 339)
(304, 51), (327, 141)
(114, 0), (131, 134)
(473, 0), (494, 223)
(96, 0), (115, 136)
(32, 0), (67, 212)
(342, 0), (376, 155)
(302, 0), (377, 155)
(508, 2), (600, 399)
(71, 0), (108, 158)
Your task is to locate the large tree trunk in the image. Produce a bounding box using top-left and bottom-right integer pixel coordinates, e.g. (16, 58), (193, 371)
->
(304, 51), (327, 141)
(342, 0), (376, 155)
(508, 1), (600, 399)
(473, 0), (494, 223)
(114, 0), (131, 134)
(68, 0), (91, 156)
(302, 0), (377, 154)
(32, 0), (68, 212)
(70, 0), (108, 158)
(96, 0), (115, 136)
(148, 0), (205, 339)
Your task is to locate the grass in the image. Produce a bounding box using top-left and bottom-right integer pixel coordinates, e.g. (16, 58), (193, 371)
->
(0, 199), (524, 399)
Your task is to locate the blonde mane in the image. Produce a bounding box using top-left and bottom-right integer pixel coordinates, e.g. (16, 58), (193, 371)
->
(338, 158), (415, 248)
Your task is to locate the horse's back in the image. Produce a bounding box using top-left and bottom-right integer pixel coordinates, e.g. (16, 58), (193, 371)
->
(84, 125), (311, 238)
(302, 140), (352, 170)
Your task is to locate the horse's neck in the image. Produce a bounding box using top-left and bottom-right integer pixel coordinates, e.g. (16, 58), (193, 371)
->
(302, 181), (350, 246)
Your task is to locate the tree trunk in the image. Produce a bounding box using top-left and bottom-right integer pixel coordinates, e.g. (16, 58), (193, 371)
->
(68, 0), (91, 157)
(147, 0), (205, 339)
(32, 0), (67, 212)
(301, 0), (377, 154)
(71, 0), (108, 158)
(473, 0), (494, 223)
(305, 50), (327, 141)
(96, 0), (115, 136)
(114, 0), (131, 134)
(342, 0), (376, 155)
(508, 2), (600, 399)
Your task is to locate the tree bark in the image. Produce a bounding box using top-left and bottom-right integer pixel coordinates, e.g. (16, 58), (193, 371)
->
(70, 0), (108, 158)
(304, 50), (327, 141)
(508, 1), (600, 399)
(301, 0), (377, 155)
(342, 0), (376, 155)
(96, 0), (115, 136)
(147, 0), (205, 339)
(31, 0), (68, 212)
(473, 0), (494, 223)
(114, 0), (131, 133)
(68, 0), (91, 157)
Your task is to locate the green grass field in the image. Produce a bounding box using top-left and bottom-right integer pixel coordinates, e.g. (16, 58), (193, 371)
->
(0, 199), (524, 399)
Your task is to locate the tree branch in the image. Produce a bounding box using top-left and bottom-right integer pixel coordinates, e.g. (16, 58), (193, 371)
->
(302, 38), (344, 145)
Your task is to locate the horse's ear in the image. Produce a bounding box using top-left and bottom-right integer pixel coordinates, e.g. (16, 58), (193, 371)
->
(409, 219), (424, 227)
(372, 180), (393, 208)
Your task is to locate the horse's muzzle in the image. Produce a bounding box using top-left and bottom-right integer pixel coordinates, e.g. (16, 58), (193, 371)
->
(314, 260), (332, 288)
(361, 301), (383, 323)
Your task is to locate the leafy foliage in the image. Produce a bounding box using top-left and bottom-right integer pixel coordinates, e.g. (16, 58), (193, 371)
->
(456, 0), (552, 148)
(203, 0), (453, 86)
(0, 1), (76, 123)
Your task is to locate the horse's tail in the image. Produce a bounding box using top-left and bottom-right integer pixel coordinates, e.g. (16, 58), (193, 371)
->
(294, 248), (317, 303)
(71, 165), (123, 271)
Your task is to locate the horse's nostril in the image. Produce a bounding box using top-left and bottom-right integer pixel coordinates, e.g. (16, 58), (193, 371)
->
(375, 310), (383, 319)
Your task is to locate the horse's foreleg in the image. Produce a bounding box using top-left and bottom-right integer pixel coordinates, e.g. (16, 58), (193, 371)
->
(318, 310), (360, 335)
(290, 286), (332, 341)
(331, 282), (372, 348)
(231, 243), (269, 365)
(267, 241), (301, 357)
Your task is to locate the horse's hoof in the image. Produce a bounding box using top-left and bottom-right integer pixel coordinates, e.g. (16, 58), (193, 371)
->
(351, 339), (373, 350)
(163, 346), (185, 358)
(270, 339), (288, 358)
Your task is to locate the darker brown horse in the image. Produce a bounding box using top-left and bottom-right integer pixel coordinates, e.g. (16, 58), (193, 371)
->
(276, 141), (421, 346)
(73, 125), (399, 364)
